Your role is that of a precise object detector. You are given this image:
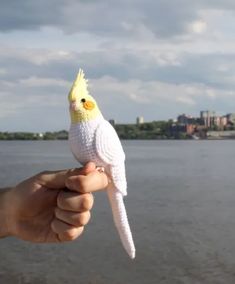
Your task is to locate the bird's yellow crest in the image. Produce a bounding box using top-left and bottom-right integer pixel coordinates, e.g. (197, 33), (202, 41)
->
(68, 69), (89, 102)
(68, 69), (102, 123)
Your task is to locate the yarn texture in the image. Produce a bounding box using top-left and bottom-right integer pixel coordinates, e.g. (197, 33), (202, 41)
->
(68, 69), (135, 259)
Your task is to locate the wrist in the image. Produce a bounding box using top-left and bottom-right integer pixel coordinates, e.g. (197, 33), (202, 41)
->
(0, 187), (13, 238)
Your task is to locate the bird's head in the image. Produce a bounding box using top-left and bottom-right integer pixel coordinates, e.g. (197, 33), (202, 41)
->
(68, 69), (102, 123)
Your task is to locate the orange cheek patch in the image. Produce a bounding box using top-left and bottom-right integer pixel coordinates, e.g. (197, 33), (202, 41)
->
(83, 101), (95, 110)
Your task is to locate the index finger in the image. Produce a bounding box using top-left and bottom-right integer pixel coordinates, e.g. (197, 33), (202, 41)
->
(65, 170), (109, 193)
(36, 162), (97, 189)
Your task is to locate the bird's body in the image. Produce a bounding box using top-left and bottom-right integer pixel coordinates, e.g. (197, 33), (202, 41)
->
(68, 70), (135, 259)
(69, 116), (105, 166)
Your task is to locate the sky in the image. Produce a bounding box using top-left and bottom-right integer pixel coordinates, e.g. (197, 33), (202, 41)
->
(0, 0), (235, 131)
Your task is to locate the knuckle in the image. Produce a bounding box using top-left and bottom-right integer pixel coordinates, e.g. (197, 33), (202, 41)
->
(67, 167), (83, 177)
(80, 194), (94, 211)
(102, 174), (109, 188)
(57, 191), (64, 209)
(54, 207), (60, 219)
(35, 170), (50, 180)
(50, 219), (57, 232)
(63, 227), (84, 241)
(65, 169), (76, 182)
(38, 170), (50, 176)
(63, 230), (76, 241)
(66, 168), (75, 178)
(78, 211), (91, 226)
(77, 176), (88, 193)
(55, 208), (64, 221)
(65, 178), (72, 190)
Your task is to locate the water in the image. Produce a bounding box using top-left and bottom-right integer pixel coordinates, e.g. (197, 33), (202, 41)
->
(1, 140), (235, 284)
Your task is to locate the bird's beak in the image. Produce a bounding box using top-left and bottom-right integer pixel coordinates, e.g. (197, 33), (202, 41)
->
(83, 100), (95, 110)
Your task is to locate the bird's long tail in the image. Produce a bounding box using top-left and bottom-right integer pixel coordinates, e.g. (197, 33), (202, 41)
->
(107, 186), (136, 259)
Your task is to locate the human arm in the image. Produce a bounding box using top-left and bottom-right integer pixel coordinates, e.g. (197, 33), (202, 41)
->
(0, 187), (11, 238)
(0, 162), (108, 242)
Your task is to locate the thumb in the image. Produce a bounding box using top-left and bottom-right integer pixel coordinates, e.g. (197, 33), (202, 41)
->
(35, 162), (97, 189)
(77, 162), (96, 175)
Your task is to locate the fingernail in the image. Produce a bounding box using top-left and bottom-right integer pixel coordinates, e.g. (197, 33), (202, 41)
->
(96, 166), (105, 173)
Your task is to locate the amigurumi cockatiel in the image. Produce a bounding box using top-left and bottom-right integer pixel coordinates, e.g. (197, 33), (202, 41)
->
(68, 69), (135, 259)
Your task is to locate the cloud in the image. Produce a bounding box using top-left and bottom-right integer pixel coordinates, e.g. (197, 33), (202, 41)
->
(19, 77), (70, 88)
(0, 68), (7, 75)
(0, 46), (73, 65)
(176, 96), (196, 106)
(189, 20), (207, 34)
(1, 45), (235, 108)
(0, 0), (234, 38)
(92, 76), (235, 108)
(1, 1), (235, 130)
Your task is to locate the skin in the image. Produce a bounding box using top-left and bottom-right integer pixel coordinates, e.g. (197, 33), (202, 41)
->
(0, 162), (108, 243)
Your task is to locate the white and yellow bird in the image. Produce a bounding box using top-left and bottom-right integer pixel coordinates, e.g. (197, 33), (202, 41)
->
(68, 69), (135, 259)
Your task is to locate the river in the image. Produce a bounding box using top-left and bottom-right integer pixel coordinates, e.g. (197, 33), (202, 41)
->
(0, 140), (235, 284)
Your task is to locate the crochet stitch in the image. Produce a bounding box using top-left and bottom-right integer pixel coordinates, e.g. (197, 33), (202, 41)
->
(68, 69), (135, 259)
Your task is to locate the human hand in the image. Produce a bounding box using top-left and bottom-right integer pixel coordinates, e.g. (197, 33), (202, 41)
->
(0, 162), (108, 242)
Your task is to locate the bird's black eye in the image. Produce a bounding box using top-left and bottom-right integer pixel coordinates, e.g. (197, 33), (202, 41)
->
(81, 98), (86, 103)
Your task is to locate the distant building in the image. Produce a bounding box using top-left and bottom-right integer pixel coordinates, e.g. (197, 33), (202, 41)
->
(220, 116), (228, 128)
(174, 110), (233, 135)
(177, 114), (195, 125)
(212, 116), (221, 129)
(211, 116), (227, 130)
(177, 114), (203, 126)
(177, 114), (190, 124)
(195, 125), (207, 139)
(109, 119), (116, 126)
(186, 124), (195, 135)
(136, 116), (144, 125)
(56, 131), (68, 140)
(200, 110), (216, 128)
(227, 113), (235, 125)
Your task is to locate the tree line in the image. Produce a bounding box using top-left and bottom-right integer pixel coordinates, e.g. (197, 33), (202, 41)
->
(0, 121), (188, 140)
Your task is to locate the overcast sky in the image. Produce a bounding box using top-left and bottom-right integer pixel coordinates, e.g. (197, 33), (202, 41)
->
(0, 0), (235, 131)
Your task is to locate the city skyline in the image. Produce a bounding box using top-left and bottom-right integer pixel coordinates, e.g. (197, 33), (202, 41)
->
(177, 110), (235, 130)
(0, 1), (235, 132)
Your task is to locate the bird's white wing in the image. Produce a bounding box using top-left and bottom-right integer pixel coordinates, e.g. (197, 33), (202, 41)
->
(95, 120), (135, 258)
(95, 120), (125, 164)
(95, 120), (127, 196)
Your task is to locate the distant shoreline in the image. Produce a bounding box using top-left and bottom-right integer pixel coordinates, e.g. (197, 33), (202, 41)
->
(1, 123), (235, 141)
(1, 137), (235, 141)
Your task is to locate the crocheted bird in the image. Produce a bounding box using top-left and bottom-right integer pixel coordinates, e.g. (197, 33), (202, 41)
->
(68, 69), (135, 259)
